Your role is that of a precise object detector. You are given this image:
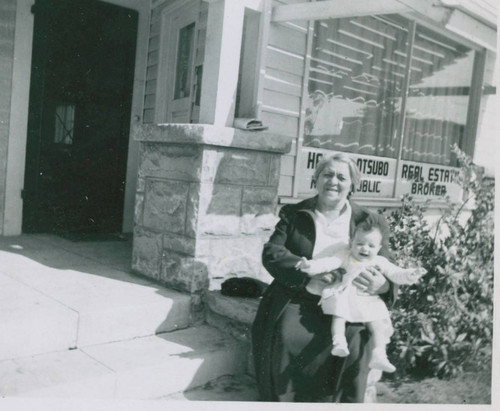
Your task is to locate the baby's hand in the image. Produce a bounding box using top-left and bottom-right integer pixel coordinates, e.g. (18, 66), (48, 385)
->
(408, 267), (427, 283)
(300, 260), (324, 276)
(295, 257), (309, 270)
(295, 257), (317, 275)
(414, 267), (427, 278)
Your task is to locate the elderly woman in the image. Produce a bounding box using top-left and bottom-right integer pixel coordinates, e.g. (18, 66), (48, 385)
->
(252, 153), (396, 402)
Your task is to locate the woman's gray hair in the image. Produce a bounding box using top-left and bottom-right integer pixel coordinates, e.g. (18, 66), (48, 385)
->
(312, 152), (361, 189)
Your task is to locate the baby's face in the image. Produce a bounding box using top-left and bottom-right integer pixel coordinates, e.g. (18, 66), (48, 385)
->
(350, 229), (382, 261)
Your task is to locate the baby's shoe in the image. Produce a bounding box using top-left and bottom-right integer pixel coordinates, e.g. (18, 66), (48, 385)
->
(369, 348), (396, 373)
(331, 336), (349, 357)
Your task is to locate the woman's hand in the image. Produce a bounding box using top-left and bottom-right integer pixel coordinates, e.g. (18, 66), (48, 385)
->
(306, 273), (335, 295)
(352, 265), (389, 295)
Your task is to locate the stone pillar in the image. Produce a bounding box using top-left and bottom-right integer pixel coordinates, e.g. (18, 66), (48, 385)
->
(132, 124), (291, 319)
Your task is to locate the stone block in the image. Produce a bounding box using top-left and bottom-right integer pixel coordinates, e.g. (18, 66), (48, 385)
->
(132, 227), (162, 280)
(136, 176), (145, 192)
(161, 250), (209, 293)
(139, 143), (203, 182)
(242, 186), (278, 212)
(133, 193), (144, 225)
(241, 213), (278, 234)
(187, 183), (242, 237)
(241, 186), (279, 233)
(269, 155), (281, 186)
(162, 232), (197, 256)
(203, 236), (264, 281)
(143, 179), (188, 234)
(185, 184), (200, 238)
(199, 149), (222, 183)
(213, 149), (271, 186)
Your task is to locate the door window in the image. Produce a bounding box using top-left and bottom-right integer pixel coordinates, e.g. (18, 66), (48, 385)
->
(54, 103), (75, 145)
(174, 23), (195, 100)
(158, 1), (199, 123)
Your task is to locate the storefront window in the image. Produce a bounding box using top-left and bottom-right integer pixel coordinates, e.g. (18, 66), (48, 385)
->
(304, 15), (410, 159)
(403, 26), (473, 166)
(298, 14), (478, 202)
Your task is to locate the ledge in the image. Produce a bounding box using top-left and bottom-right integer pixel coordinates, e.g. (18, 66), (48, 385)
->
(133, 123), (293, 154)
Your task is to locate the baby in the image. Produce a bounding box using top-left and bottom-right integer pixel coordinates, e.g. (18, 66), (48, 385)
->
(296, 218), (426, 373)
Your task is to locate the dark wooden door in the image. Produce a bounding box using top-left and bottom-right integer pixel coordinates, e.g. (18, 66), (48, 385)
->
(23, 0), (138, 233)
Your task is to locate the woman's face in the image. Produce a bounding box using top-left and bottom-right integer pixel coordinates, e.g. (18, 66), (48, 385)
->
(315, 160), (352, 205)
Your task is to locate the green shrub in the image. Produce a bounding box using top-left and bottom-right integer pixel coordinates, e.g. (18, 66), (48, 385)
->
(382, 146), (494, 378)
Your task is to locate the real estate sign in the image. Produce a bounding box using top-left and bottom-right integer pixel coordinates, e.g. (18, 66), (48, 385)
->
(298, 148), (462, 202)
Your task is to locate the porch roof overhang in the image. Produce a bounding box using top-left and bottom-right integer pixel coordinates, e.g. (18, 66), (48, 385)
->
(271, 0), (497, 51)
(271, 0), (413, 22)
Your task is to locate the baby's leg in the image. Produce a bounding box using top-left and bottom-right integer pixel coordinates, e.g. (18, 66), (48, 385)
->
(366, 320), (395, 373)
(330, 316), (349, 357)
(365, 320), (389, 350)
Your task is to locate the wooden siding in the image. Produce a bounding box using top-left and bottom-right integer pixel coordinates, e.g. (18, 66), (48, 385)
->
(143, 0), (162, 124)
(143, 0), (207, 124)
(262, 0), (309, 197)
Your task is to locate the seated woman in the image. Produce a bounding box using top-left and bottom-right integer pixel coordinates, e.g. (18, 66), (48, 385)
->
(251, 153), (397, 402)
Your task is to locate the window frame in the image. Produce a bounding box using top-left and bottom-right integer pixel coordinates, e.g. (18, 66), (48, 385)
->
(155, 0), (200, 123)
(287, 12), (487, 204)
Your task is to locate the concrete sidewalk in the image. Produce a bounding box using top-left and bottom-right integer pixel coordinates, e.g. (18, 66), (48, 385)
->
(0, 234), (256, 400)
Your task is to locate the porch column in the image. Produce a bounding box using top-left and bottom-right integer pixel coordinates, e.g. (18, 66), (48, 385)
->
(198, 0), (245, 126)
(131, 124), (291, 320)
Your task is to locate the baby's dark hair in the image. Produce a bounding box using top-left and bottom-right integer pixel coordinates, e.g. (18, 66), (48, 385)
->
(354, 213), (390, 239)
(352, 213), (393, 259)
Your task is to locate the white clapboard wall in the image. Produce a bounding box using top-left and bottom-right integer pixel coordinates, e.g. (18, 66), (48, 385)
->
(261, 0), (309, 197)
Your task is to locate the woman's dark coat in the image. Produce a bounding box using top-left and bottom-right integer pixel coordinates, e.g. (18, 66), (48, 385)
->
(252, 196), (396, 402)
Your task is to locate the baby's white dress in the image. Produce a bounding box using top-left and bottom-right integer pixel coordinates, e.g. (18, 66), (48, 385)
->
(321, 255), (396, 322)
(319, 253), (422, 322)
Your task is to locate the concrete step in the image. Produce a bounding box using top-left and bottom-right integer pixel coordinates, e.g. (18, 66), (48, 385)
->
(0, 235), (191, 359)
(0, 325), (247, 399)
(205, 291), (259, 341)
(205, 291), (260, 377)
